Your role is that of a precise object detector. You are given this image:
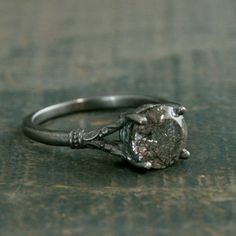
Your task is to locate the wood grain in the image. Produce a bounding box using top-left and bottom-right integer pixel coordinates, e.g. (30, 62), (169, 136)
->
(0, 0), (235, 235)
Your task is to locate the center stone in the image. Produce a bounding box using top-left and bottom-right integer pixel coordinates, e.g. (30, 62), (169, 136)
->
(129, 105), (186, 169)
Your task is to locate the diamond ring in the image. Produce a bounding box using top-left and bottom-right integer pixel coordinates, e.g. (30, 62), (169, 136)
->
(22, 95), (190, 170)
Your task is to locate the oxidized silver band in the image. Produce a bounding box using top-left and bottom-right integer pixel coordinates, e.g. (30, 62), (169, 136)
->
(22, 95), (190, 169)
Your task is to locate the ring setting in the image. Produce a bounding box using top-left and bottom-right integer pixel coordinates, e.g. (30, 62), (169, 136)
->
(120, 104), (189, 169)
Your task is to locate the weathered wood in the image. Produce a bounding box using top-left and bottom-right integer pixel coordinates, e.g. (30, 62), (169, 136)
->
(0, 0), (235, 235)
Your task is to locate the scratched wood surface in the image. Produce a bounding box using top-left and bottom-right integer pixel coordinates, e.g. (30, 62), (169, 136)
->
(0, 0), (236, 235)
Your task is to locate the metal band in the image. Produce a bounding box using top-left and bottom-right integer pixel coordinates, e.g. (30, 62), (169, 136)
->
(22, 95), (171, 147)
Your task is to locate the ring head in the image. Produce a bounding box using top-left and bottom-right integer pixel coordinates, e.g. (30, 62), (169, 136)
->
(121, 104), (188, 169)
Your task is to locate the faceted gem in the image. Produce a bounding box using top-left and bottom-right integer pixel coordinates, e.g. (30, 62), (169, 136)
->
(129, 105), (187, 169)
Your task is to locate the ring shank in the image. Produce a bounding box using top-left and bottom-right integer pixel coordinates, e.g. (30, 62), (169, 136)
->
(22, 95), (171, 146)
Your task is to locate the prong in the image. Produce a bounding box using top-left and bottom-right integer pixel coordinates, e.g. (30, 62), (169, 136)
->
(125, 113), (148, 125)
(127, 159), (152, 169)
(174, 106), (186, 116)
(144, 161), (152, 169)
(134, 161), (152, 169)
(180, 148), (190, 159)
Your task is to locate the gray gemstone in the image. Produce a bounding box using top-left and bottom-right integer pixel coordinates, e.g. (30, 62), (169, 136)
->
(128, 105), (187, 169)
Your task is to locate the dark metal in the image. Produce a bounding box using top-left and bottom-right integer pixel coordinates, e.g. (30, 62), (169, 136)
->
(22, 95), (189, 169)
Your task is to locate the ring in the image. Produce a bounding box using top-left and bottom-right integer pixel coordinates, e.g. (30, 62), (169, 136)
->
(22, 95), (190, 170)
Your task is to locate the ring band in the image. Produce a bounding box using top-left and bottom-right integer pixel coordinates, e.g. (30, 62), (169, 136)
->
(22, 95), (190, 170)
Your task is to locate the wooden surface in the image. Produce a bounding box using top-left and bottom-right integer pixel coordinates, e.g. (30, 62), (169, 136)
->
(0, 0), (236, 235)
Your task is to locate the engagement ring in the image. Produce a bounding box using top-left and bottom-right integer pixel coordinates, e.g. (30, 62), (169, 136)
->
(23, 95), (190, 170)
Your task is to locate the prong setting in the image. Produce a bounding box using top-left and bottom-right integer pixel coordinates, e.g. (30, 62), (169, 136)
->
(124, 113), (148, 125)
(174, 106), (186, 116)
(120, 104), (189, 169)
(180, 148), (190, 159)
(144, 162), (152, 169)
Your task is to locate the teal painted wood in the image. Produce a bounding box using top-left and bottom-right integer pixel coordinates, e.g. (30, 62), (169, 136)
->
(0, 0), (236, 235)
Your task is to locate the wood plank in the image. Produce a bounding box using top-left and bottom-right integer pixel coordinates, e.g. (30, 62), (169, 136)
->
(0, 0), (235, 235)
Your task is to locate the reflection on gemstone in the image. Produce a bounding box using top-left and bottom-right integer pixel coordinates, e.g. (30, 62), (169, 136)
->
(129, 105), (187, 169)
